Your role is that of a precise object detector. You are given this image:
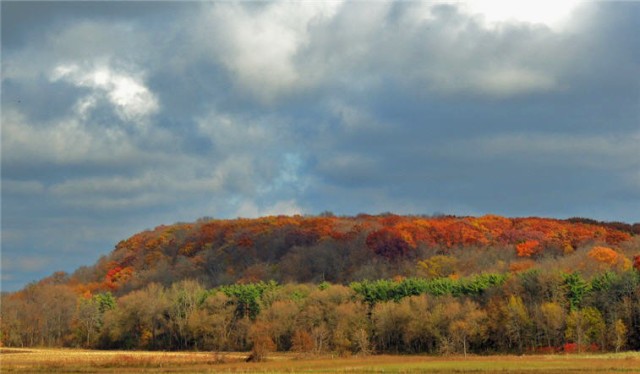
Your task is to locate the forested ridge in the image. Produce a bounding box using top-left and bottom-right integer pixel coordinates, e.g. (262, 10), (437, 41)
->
(2, 214), (640, 355)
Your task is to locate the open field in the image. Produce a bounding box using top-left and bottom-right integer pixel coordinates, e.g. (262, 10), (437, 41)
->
(2, 348), (640, 373)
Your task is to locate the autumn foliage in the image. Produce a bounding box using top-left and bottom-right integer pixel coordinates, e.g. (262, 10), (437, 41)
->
(2, 213), (639, 354)
(588, 246), (619, 265)
(34, 214), (633, 294)
(104, 264), (133, 290)
(516, 240), (541, 257)
(365, 228), (411, 261)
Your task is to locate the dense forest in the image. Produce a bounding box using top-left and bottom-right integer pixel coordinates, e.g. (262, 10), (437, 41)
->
(2, 214), (640, 356)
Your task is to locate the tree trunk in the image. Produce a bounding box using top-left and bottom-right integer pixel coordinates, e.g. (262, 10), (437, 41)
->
(463, 336), (467, 358)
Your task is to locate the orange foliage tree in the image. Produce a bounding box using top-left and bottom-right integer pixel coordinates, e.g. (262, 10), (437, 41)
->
(588, 246), (619, 265)
(516, 240), (541, 257)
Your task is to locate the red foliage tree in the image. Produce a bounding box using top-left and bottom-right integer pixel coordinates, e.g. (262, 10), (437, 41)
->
(104, 263), (133, 290)
(365, 228), (411, 261)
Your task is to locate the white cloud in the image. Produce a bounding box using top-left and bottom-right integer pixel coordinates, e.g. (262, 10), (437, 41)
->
(51, 63), (158, 125)
(195, 1), (342, 102)
(263, 199), (304, 216)
(1, 108), (142, 166)
(394, 4), (568, 97)
(302, 2), (568, 98)
(235, 199), (303, 218)
(461, 0), (582, 31)
(181, 1), (577, 101)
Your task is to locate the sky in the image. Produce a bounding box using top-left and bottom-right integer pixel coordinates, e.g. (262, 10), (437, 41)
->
(1, 1), (639, 291)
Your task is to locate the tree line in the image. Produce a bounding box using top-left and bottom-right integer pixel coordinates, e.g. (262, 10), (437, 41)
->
(3, 269), (639, 355)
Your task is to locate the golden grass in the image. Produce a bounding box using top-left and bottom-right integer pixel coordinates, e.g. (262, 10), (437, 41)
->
(0, 348), (245, 373)
(1, 348), (639, 373)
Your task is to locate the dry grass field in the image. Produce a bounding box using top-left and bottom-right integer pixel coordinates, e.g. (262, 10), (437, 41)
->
(1, 348), (640, 373)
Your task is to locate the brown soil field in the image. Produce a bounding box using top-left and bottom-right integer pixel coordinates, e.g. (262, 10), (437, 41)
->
(1, 348), (639, 373)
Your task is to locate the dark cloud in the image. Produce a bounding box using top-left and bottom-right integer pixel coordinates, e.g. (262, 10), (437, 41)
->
(2, 1), (639, 291)
(1, 1), (190, 48)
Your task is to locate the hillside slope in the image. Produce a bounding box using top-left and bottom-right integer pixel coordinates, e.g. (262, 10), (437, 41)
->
(64, 214), (639, 295)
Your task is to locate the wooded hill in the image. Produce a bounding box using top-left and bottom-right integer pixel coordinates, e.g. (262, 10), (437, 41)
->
(2, 214), (640, 354)
(66, 214), (639, 294)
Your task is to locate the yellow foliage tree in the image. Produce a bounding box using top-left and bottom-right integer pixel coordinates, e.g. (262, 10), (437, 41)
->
(588, 246), (631, 270)
(588, 246), (619, 265)
(417, 255), (458, 279)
